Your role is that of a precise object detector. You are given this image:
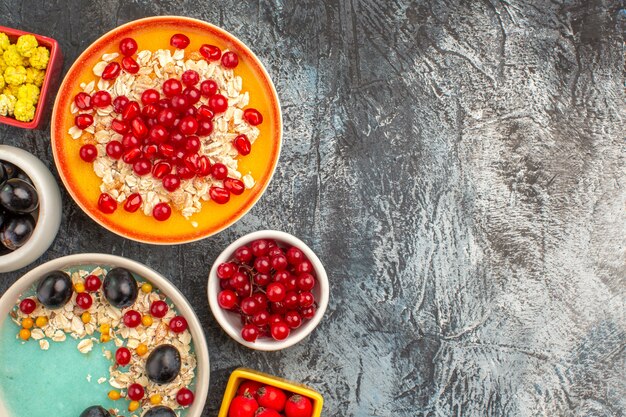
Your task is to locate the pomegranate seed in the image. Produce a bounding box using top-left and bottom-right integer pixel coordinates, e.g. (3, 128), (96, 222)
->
(197, 105), (214, 120)
(169, 130), (185, 148)
(152, 161), (172, 179)
(285, 310), (302, 329)
(141, 89), (160, 105)
(170, 94), (189, 113)
(179, 116), (199, 135)
(121, 56), (139, 73)
(150, 300), (168, 318)
(146, 117), (158, 128)
(172, 117), (182, 129)
(162, 174), (181, 192)
(208, 94), (228, 113)
(111, 119), (129, 134)
(143, 144), (158, 160)
(157, 108), (176, 127)
(149, 125), (169, 143)
(170, 33), (190, 49)
(131, 117), (148, 139)
(101, 62), (121, 80)
(74, 92), (92, 110)
(75, 114), (93, 129)
(19, 299), (36, 314)
(183, 86), (201, 105)
(200, 80), (218, 97)
(270, 321), (290, 340)
(133, 158), (151, 176)
(183, 153), (200, 172)
(122, 147), (142, 164)
(210, 163), (228, 180)
(233, 134), (251, 155)
(98, 193), (117, 214)
(196, 155), (211, 176)
(199, 44), (221, 61)
(113, 95), (129, 113)
(84, 275), (101, 291)
(119, 37), (138, 56)
(124, 193), (142, 212)
(123, 310), (141, 327)
(241, 324), (259, 342)
(79, 144), (98, 162)
(184, 106), (197, 118)
(181, 70), (200, 86)
(197, 119), (213, 136)
(184, 136), (201, 153)
(128, 384), (145, 401)
(218, 290), (238, 309)
(122, 134), (140, 149)
(209, 186), (230, 204)
(221, 51), (239, 68)
(142, 103), (159, 118)
(120, 102), (138, 122)
(169, 316), (188, 333)
(115, 347), (131, 366)
(224, 177), (245, 195)
(243, 108), (263, 125)
(158, 143), (175, 159)
(176, 388), (194, 406)
(76, 292), (93, 309)
(162, 78), (182, 97)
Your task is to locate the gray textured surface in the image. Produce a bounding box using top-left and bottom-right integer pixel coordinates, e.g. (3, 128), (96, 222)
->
(0, 1), (625, 416)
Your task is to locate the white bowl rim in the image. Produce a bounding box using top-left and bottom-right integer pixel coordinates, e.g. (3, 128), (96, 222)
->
(208, 230), (329, 351)
(0, 253), (210, 417)
(0, 145), (62, 273)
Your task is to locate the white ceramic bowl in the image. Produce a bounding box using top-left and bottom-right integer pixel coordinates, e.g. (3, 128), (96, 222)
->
(0, 253), (210, 417)
(0, 145), (62, 273)
(208, 230), (329, 351)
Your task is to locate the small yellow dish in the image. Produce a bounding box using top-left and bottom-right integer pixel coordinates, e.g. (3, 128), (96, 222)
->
(218, 368), (324, 417)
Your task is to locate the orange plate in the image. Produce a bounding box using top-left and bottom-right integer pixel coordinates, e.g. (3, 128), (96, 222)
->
(218, 368), (324, 417)
(51, 16), (282, 244)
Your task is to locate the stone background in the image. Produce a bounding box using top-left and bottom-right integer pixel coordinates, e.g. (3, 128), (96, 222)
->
(0, 1), (624, 416)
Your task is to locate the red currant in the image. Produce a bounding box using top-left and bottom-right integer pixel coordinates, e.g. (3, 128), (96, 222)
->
(119, 37), (138, 56)
(163, 78), (183, 97)
(106, 140), (123, 159)
(98, 193), (117, 214)
(162, 174), (181, 192)
(266, 283), (286, 302)
(296, 260), (314, 274)
(229, 272), (248, 289)
(123, 310), (141, 327)
(271, 301), (287, 314)
(19, 298), (36, 314)
(113, 96), (129, 113)
(181, 70), (199, 86)
(157, 108), (176, 127)
(286, 247), (305, 265)
(199, 44), (221, 61)
(115, 347), (131, 366)
(234, 245), (253, 263)
(218, 290), (238, 309)
(183, 86), (201, 105)
(252, 310), (270, 327)
(270, 321), (290, 340)
(141, 89), (160, 105)
(221, 51), (239, 68)
(176, 388), (194, 406)
(241, 324), (259, 342)
(254, 273), (271, 286)
(76, 292), (93, 309)
(217, 262), (237, 279)
(169, 316), (188, 333)
(253, 256), (271, 274)
(199, 79), (218, 97)
(285, 310), (302, 329)
(124, 193), (142, 212)
(299, 291), (315, 308)
(250, 240), (269, 257)
(210, 163), (228, 180)
(150, 300), (168, 318)
(297, 273), (316, 291)
(170, 94), (190, 113)
(84, 275), (102, 292)
(241, 297), (260, 315)
(79, 144), (98, 162)
(133, 158), (151, 176)
(208, 94), (228, 113)
(128, 383), (145, 401)
(301, 304), (317, 319)
(170, 33), (190, 49)
(179, 116), (199, 135)
(149, 125), (169, 143)
(284, 291), (300, 310)
(269, 313), (283, 325)
(270, 254), (288, 271)
(153, 202), (172, 221)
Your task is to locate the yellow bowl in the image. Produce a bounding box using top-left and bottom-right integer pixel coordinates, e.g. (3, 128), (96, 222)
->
(218, 368), (324, 417)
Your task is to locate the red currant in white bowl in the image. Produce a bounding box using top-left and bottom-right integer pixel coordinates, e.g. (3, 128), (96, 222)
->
(207, 230), (329, 351)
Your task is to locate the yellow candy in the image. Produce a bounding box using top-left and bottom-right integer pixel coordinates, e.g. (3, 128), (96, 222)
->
(74, 282), (85, 293)
(19, 328), (30, 340)
(128, 401), (140, 412)
(14, 98), (35, 122)
(81, 312), (91, 324)
(141, 282), (153, 293)
(141, 315), (153, 327)
(17, 83), (40, 105)
(25, 67), (44, 87)
(16, 35), (38, 57)
(149, 394), (162, 405)
(35, 316), (48, 327)
(22, 317), (34, 329)
(3, 45), (25, 67)
(0, 33), (10, 51)
(29, 46), (49, 70)
(108, 390), (121, 400)
(4, 66), (27, 86)
(136, 343), (148, 356)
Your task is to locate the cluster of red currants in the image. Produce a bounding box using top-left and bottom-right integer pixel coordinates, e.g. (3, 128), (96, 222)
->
(216, 239), (318, 343)
(229, 380), (313, 417)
